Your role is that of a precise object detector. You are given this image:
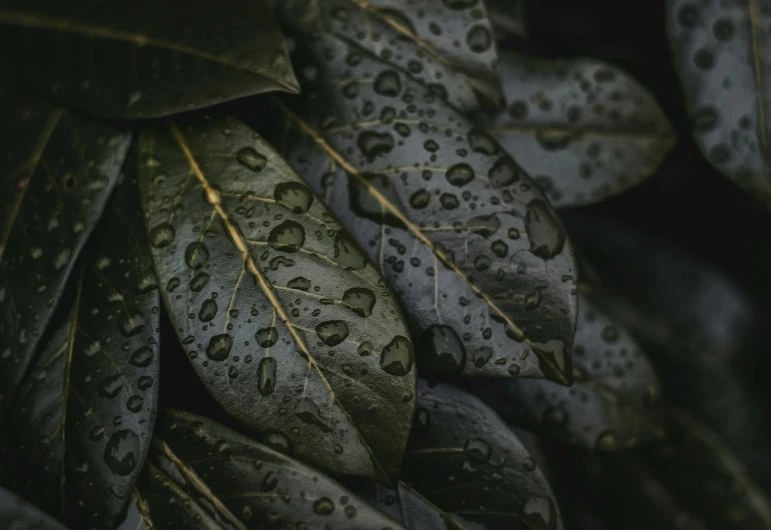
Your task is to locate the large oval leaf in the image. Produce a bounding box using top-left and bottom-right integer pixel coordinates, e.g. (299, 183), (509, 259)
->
(142, 409), (405, 529)
(0, 99), (130, 421)
(402, 379), (564, 530)
(469, 291), (664, 450)
(273, 33), (578, 382)
(0, 0), (299, 119)
(479, 52), (675, 208)
(0, 485), (68, 530)
(138, 114), (416, 484)
(12, 166), (160, 529)
(271, 0), (504, 112)
(667, 0), (771, 208)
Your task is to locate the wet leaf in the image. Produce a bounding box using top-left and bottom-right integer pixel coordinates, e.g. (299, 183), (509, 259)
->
(583, 409), (771, 530)
(0, 0), (299, 119)
(274, 32), (577, 383)
(667, 0), (771, 208)
(0, 98), (130, 422)
(402, 379), (564, 530)
(0, 485), (69, 530)
(271, 0), (504, 112)
(115, 490), (155, 530)
(138, 115), (416, 485)
(141, 409), (405, 529)
(479, 52), (675, 208)
(487, 0), (528, 40)
(469, 292), (664, 450)
(352, 479), (486, 530)
(566, 212), (771, 486)
(11, 167), (160, 529)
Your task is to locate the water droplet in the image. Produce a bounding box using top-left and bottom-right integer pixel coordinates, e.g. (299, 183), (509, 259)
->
(470, 214), (500, 238)
(256, 327), (278, 347)
(166, 277), (181, 292)
(525, 200), (565, 259)
(236, 147), (267, 172)
(149, 223), (175, 248)
(421, 325), (466, 373)
(491, 240), (508, 257)
(268, 220), (305, 253)
(468, 128), (499, 155)
(357, 131), (395, 161)
(464, 438), (492, 462)
(259, 430), (293, 455)
(185, 242), (209, 270)
(190, 272), (210, 292)
(199, 299), (218, 322)
(409, 189), (431, 209)
(472, 347), (493, 368)
(129, 346), (154, 368)
(98, 375), (124, 398)
(446, 163), (475, 187)
(601, 325), (619, 343)
(519, 496), (556, 530)
(295, 398), (334, 432)
(374, 70), (402, 97)
(488, 157), (522, 187)
(104, 430), (139, 476)
(358, 341), (372, 356)
(315, 321), (349, 346)
(440, 193), (459, 209)
(287, 277), (311, 291)
(313, 497), (335, 515)
(380, 336), (414, 376)
(261, 470), (278, 491)
(126, 395), (143, 413)
(206, 334), (232, 361)
(694, 48), (714, 70)
(342, 288), (376, 317)
(258, 357), (277, 396)
(333, 232), (368, 270)
(595, 430), (619, 451)
(466, 25), (492, 53)
(135, 268), (158, 293)
(274, 182), (313, 213)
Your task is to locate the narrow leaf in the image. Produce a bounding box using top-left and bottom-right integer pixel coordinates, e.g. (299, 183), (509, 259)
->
(0, 0), (299, 119)
(143, 409), (406, 529)
(0, 485), (69, 530)
(12, 166), (160, 529)
(271, 0), (504, 111)
(470, 292), (664, 450)
(138, 115), (416, 484)
(0, 99), (130, 421)
(480, 52), (675, 208)
(667, 0), (771, 208)
(403, 379), (564, 530)
(275, 33), (578, 382)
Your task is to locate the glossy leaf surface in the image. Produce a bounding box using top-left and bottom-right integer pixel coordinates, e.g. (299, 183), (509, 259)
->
(0, 99), (130, 421)
(272, 0), (504, 112)
(402, 379), (563, 530)
(144, 409), (405, 529)
(276, 33), (577, 382)
(469, 292), (664, 450)
(0, 485), (68, 530)
(139, 115), (416, 484)
(0, 0), (299, 119)
(480, 52), (675, 208)
(13, 169), (160, 529)
(667, 0), (771, 207)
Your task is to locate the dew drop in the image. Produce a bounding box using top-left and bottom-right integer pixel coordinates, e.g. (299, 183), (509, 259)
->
(255, 327), (279, 348)
(98, 375), (124, 398)
(380, 336), (415, 376)
(274, 182), (313, 213)
(295, 398), (334, 432)
(104, 430), (140, 476)
(268, 220), (305, 253)
(446, 163), (475, 187)
(342, 288), (376, 317)
(149, 223), (175, 248)
(236, 147), (268, 172)
(129, 346), (154, 368)
(466, 25), (492, 52)
(464, 438), (492, 462)
(313, 497), (335, 515)
(198, 299), (218, 322)
(315, 321), (350, 346)
(258, 357), (277, 396)
(373, 70), (402, 97)
(421, 326), (466, 373)
(185, 242), (209, 270)
(206, 334), (232, 361)
(409, 189), (431, 209)
(525, 200), (565, 259)
(357, 131), (395, 161)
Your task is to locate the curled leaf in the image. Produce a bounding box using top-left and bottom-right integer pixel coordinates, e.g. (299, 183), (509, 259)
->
(0, 99), (130, 421)
(139, 115), (415, 484)
(274, 32), (577, 382)
(11, 167), (160, 529)
(470, 292), (664, 450)
(141, 409), (405, 529)
(667, 0), (771, 208)
(272, 0), (504, 111)
(403, 379), (564, 530)
(480, 52), (675, 208)
(0, 0), (299, 119)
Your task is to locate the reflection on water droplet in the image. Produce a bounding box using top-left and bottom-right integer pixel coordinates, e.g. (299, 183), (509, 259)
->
(316, 321), (349, 346)
(185, 242), (209, 270)
(421, 325), (466, 373)
(519, 495), (557, 530)
(268, 220), (305, 253)
(295, 398), (334, 432)
(314, 496), (335, 515)
(104, 430), (139, 476)
(488, 157), (522, 187)
(236, 147), (267, 172)
(464, 438), (492, 462)
(333, 232), (368, 270)
(206, 334), (232, 361)
(342, 288), (376, 318)
(259, 429), (293, 455)
(446, 163), (475, 187)
(409, 189), (431, 209)
(287, 277), (311, 291)
(357, 131), (395, 161)
(199, 299), (218, 322)
(149, 223), (175, 248)
(595, 430), (619, 451)
(98, 375), (124, 398)
(525, 200), (565, 259)
(374, 69), (402, 97)
(190, 272), (210, 292)
(274, 182), (313, 213)
(130, 346), (154, 368)
(256, 327), (278, 348)
(258, 357), (277, 396)
(126, 395), (143, 413)
(466, 25), (492, 53)
(468, 128), (499, 156)
(380, 336), (414, 376)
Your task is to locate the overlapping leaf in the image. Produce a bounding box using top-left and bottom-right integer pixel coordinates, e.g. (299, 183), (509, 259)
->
(139, 115), (416, 484)
(271, 0), (504, 112)
(402, 379), (563, 530)
(139, 410), (405, 529)
(667, 0), (771, 208)
(275, 33), (577, 382)
(470, 291), (663, 450)
(0, 0), (299, 119)
(0, 98), (130, 422)
(12, 167), (160, 529)
(479, 52), (675, 208)
(0, 485), (68, 530)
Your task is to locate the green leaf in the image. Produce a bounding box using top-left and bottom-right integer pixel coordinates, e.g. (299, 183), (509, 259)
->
(402, 379), (564, 530)
(470, 292), (664, 450)
(0, 485), (69, 530)
(0, 0), (299, 119)
(138, 114), (416, 485)
(11, 166), (160, 529)
(479, 52), (675, 208)
(0, 99), (130, 422)
(588, 409), (771, 530)
(352, 479), (486, 530)
(141, 409), (406, 530)
(271, 0), (504, 112)
(667, 0), (771, 208)
(274, 33), (578, 383)
(487, 0), (528, 40)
